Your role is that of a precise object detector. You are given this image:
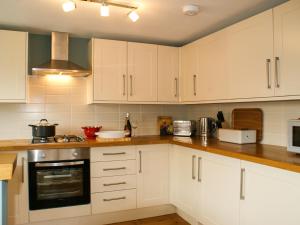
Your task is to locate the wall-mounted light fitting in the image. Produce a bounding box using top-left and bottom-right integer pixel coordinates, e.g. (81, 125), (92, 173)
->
(62, 0), (140, 22)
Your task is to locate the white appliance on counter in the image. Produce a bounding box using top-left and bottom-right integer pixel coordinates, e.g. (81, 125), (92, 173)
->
(288, 119), (300, 153)
(218, 128), (257, 144)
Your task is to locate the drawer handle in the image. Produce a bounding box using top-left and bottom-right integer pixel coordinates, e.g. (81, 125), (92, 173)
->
(103, 167), (126, 171)
(103, 196), (126, 202)
(103, 182), (127, 186)
(103, 152), (126, 156)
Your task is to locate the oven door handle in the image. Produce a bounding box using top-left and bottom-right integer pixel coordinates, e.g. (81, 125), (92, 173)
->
(44, 174), (73, 179)
(35, 161), (85, 167)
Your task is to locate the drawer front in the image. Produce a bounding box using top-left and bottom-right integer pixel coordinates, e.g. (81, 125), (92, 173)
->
(91, 175), (137, 193)
(91, 160), (136, 177)
(91, 189), (137, 214)
(91, 146), (136, 162)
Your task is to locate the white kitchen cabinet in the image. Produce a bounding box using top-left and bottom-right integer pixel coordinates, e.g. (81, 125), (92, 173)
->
(274, 0), (300, 96)
(226, 10), (274, 99)
(128, 42), (158, 102)
(181, 42), (199, 102)
(137, 145), (169, 208)
(90, 39), (127, 102)
(0, 30), (27, 102)
(196, 30), (229, 101)
(240, 161), (300, 225)
(158, 46), (179, 102)
(199, 152), (240, 225)
(7, 152), (29, 225)
(170, 145), (202, 219)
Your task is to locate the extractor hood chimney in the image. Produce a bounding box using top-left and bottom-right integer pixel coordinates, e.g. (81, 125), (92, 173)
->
(32, 32), (90, 77)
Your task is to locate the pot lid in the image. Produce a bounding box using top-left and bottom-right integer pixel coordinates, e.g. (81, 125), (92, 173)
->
(30, 119), (58, 127)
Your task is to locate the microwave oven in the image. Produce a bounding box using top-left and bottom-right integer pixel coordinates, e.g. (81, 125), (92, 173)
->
(288, 119), (300, 153)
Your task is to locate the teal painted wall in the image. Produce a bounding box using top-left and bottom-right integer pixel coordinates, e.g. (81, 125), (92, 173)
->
(28, 34), (89, 74)
(0, 181), (7, 225)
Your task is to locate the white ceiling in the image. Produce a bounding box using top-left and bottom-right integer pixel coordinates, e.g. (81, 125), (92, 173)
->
(0, 0), (288, 46)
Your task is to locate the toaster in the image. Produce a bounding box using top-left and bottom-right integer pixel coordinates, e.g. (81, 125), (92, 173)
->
(173, 120), (197, 137)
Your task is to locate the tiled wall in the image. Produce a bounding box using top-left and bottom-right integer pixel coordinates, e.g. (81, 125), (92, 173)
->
(0, 76), (187, 140)
(187, 101), (300, 146)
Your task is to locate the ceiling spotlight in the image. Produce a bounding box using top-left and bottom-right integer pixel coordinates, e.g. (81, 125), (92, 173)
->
(128, 11), (139, 22)
(62, 0), (76, 12)
(182, 4), (200, 16)
(100, 3), (110, 17)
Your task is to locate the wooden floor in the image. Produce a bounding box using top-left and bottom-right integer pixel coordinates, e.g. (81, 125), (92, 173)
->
(109, 214), (190, 225)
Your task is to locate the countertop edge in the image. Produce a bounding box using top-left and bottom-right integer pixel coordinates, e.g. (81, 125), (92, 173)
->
(0, 153), (17, 181)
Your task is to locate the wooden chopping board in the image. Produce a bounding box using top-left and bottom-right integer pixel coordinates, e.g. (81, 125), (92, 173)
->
(232, 108), (263, 142)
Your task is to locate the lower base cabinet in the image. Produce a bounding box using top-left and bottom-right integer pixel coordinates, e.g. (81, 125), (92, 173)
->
(137, 145), (169, 208)
(240, 161), (300, 225)
(92, 189), (137, 214)
(199, 152), (240, 225)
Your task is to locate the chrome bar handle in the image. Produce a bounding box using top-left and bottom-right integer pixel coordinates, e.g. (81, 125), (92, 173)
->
(175, 77), (178, 97)
(103, 152), (126, 156)
(192, 155), (196, 180)
(139, 150), (142, 173)
(103, 182), (126, 187)
(130, 75), (133, 96)
(193, 75), (197, 96)
(266, 59), (271, 89)
(240, 168), (246, 200)
(103, 196), (126, 202)
(21, 157), (25, 183)
(103, 167), (126, 171)
(275, 57), (280, 88)
(123, 74), (126, 96)
(197, 157), (202, 182)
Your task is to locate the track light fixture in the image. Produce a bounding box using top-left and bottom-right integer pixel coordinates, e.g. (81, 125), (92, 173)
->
(62, 0), (140, 22)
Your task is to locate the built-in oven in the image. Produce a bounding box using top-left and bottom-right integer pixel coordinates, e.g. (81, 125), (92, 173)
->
(28, 148), (90, 210)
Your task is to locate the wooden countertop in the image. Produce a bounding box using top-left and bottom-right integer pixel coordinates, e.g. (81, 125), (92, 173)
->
(0, 153), (17, 180)
(0, 136), (299, 173)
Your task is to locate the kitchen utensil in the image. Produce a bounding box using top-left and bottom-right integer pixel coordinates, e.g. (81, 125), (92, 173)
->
(199, 117), (217, 138)
(216, 111), (225, 128)
(96, 131), (125, 139)
(81, 126), (102, 139)
(219, 128), (256, 144)
(173, 120), (196, 137)
(29, 119), (58, 138)
(232, 108), (263, 142)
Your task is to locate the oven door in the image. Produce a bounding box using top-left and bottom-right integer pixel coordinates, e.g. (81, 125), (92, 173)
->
(28, 160), (90, 210)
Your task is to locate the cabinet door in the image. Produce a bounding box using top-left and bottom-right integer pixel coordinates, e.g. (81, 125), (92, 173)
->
(7, 152), (29, 225)
(181, 42), (199, 102)
(128, 42), (158, 102)
(170, 145), (200, 218)
(274, 0), (300, 96)
(0, 30), (27, 102)
(196, 31), (229, 101)
(93, 39), (127, 101)
(137, 145), (169, 208)
(226, 10), (274, 99)
(240, 161), (300, 225)
(199, 152), (240, 225)
(158, 46), (179, 102)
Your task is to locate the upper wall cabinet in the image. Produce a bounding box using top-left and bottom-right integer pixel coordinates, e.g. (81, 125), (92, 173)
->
(0, 30), (27, 102)
(89, 39), (127, 102)
(226, 10), (274, 99)
(128, 42), (158, 102)
(274, 0), (300, 97)
(158, 46), (179, 102)
(181, 42), (199, 102)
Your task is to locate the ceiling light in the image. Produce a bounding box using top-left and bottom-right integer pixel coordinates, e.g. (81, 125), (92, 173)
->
(100, 3), (110, 17)
(62, 0), (76, 12)
(128, 11), (139, 22)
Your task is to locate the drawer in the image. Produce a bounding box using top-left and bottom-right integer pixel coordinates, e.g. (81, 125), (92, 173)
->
(91, 146), (136, 162)
(91, 160), (136, 177)
(91, 189), (136, 214)
(91, 175), (137, 193)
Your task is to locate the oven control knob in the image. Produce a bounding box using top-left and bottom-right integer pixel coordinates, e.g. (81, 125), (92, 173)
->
(40, 153), (46, 159)
(73, 152), (79, 157)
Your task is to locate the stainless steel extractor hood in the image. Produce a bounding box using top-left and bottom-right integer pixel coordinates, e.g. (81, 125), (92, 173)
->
(32, 32), (90, 77)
